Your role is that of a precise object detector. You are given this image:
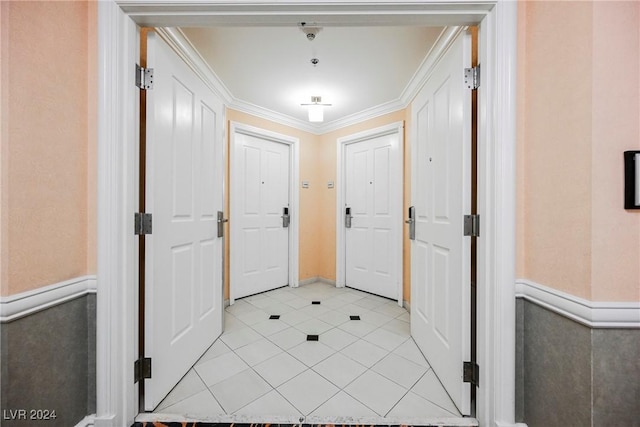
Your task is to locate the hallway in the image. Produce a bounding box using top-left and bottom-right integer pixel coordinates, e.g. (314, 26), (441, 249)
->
(142, 281), (469, 424)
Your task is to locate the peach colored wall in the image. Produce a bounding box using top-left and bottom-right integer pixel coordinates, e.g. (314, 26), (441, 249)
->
(517, 0), (640, 302)
(1, 1), (95, 296)
(224, 109), (322, 299)
(87, 1), (97, 275)
(590, 1), (639, 301)
(1, 2), (9, 297)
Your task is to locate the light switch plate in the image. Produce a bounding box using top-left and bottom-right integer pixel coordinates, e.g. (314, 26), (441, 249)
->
(327, 181), (334, 189)
(302, 181), (309, 189)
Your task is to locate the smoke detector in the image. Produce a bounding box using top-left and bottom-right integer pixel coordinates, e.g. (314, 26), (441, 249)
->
(299, 22), (322, 41)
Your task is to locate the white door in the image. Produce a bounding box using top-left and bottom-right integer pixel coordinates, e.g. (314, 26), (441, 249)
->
(410, 31), (472, 415)
(343, 128), (402, 301)
(144, 33), (225, 410)
(231, 127), (291, 300)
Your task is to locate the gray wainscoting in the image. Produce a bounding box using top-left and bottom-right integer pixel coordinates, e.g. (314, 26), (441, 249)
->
(516, 298), (640, 427)
(0, 294), (96, 427)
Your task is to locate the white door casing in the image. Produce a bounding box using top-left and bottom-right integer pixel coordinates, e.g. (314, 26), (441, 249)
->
(230, 123), (300, 302)
(410, 29), (471, 415)
(337, 123), (403, 303)
(97, 3), (518, 426)
(144, 32), (225, 410)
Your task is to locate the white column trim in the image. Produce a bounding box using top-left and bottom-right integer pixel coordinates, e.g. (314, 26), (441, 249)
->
(0, 275), (96, 322)
(96, 1), (139, 426)
(516, 279), (640, 329)
(475, 2), (518, 426)
(74, 415), (96, 427)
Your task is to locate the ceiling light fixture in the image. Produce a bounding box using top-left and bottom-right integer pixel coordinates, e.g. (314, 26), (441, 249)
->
(301, 96), (332, 123)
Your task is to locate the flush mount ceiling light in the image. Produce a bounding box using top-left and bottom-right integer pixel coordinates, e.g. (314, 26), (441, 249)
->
(301, 96), (332, 122)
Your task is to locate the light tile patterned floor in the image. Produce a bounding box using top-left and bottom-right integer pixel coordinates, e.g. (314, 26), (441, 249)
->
(152, 281), (463, 421)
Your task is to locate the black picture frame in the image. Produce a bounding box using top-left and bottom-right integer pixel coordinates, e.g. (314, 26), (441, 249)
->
(624, 150), (640, 209)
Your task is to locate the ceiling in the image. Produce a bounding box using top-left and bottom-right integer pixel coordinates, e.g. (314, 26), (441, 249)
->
(180, 25), (445, 133)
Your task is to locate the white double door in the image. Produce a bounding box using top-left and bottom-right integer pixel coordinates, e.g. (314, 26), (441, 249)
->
(343, 126), (402, 301)
(410, 31), (472, 415)
(231, 126), (292, 300)
(144, 33), (225, 410)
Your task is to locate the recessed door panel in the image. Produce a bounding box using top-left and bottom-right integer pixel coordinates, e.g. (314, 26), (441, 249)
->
(199, 239), (216, 318)
(200, 104), (217, 218)
(171, 79), (194, 220)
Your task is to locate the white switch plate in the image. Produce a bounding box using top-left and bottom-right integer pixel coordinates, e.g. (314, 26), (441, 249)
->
(302, 181), (309, 188)
(327, 181), (334, 189)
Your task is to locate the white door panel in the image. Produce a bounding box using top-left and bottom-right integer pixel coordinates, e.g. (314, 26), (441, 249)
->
(232, 131), (291, 300)
(343, 128), (402, 301)
(411, 31), (471, 415)
(144, 33), (224, 410)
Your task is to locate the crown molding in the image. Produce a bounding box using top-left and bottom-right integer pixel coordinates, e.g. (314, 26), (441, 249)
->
(157, 26), (465, 135)
(155, 27), (234, 104)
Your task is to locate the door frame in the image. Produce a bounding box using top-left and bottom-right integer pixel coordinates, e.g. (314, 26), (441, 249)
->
(96, 2), (518, 427)
(229, 121), (300, 304)
(336, 122), (404, 306)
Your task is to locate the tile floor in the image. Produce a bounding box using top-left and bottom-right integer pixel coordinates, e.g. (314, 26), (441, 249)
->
(149, 281), (467, 424)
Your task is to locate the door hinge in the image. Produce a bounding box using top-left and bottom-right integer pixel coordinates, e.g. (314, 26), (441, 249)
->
(134, 357), (152, 383)
(464, 214), (480, 237)
(135, 64), (154, 90)
(464, 64), (480, 90)
(463, 361), (479, 387)
(134, 212), (152, 235)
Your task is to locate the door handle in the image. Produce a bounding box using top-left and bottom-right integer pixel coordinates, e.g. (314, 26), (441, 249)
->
(281, 207), (290, 228)
(217, 211), (228, 238)
(345, 207), (352, 228)
(406, 206), (415, 240)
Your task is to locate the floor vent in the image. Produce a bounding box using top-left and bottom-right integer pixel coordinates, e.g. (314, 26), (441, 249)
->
(306, 334), (319, 341)
(269, 315), (280, 319)
(350, 315), (361, 320)
(312, 301), (321, 305)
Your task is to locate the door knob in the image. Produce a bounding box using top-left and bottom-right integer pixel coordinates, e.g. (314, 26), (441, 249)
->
(345, 207), (352, 228)
(217, 211), (228, 238)
(406, 206), (415, 240)
(281, 207), (290, 228)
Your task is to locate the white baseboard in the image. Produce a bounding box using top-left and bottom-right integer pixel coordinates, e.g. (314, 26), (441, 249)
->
(515, 279), (640, 328)
(0, 275), (97, 322)
(299, 276), (336, 286)
(74, 414), (95, 427)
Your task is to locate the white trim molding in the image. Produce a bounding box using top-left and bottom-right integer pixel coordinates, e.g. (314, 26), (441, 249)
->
(74, 414), (96, 427)
(0, 275), (97, 322)
(516, 279), (640, 329)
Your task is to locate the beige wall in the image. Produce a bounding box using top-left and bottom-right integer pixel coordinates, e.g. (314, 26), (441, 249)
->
(0, 1), (96, 297)
(517, 0), (640, 302)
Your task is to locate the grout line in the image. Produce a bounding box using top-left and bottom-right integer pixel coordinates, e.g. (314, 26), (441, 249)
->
(160, 282), (461, 422)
